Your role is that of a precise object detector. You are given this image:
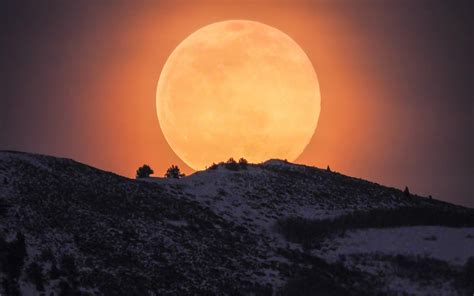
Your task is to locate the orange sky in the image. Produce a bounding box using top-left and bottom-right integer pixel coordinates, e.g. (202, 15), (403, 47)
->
(1, 0), (472, 207)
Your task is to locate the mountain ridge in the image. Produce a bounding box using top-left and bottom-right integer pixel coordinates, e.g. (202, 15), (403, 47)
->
(0, 151), (472, 295)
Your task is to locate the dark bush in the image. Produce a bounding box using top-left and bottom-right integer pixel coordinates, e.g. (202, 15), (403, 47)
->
(0, 232), (27, 296)
(136, 164), (154, 179)
(26, 261), (44, 291)
(0, 199), (9, 216)
(404, 186), (411, 197)
(238, 158), (248, 170)
(2, 278), (20, 296)
(4, 232), (27, 279)
(39, 248), (55, 262)
(50, 262), (61, 280)
(58, 280), (73, 296)
(224, 158), (239, 171)
(165, 165), (185, 179)
(459, 257), (474, 292)
(60, 254), (78, 280)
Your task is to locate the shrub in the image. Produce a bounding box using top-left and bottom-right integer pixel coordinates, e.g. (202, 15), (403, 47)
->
(39, 248), (55, 262)
(136, 164), (154, 179)
(2, 278), (20, 296)
(50, 262), (61, 280)
(0, 232), (27, 296)
(58, 280), (72, 296)
(4, 232), (27, 280)
(238, 158), (248, 170)
(165, 165), (185, 179)
(224, 158), (239, 171)
(25, 262), (44, 291)
(60, 254), (78, 280)
(0, 199), (9, 216)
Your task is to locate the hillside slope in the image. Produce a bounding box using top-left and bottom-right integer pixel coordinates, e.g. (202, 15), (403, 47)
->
(0, 151), (472, 295)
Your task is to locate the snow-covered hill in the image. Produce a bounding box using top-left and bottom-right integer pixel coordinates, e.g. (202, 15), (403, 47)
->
(0, 151), (472, 295)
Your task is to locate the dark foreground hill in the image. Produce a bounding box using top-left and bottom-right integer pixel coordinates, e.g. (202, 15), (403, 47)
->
(0, 151), (473, 295)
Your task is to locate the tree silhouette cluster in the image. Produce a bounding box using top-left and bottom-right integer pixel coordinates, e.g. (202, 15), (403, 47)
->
(136, 165), (154, 179)
(224, 158), (248, 171)
(208, 158), (249, 171)
(165, 165), (185, 179)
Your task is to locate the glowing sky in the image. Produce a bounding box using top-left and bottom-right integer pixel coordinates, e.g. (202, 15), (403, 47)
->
(1, 0), (472, 207)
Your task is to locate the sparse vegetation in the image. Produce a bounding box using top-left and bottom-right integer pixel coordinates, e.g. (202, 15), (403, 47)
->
(208, 162), (219, 170)
(165, 165), (185, 179)
(1, 151), (473, 295)
(277, 207), (474, 246)
(136, 164), (154, 178)
(222, 157), (249, 171)
(279, 255), (382, 296)
(224, 158), (239, 171)
(238, 158), (248, 170)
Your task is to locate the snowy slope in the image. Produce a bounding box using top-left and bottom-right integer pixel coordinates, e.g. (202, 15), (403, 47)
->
(0, 151), (472, 296)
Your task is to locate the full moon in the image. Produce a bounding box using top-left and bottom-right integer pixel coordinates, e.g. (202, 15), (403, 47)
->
(156, 20), (320, 170)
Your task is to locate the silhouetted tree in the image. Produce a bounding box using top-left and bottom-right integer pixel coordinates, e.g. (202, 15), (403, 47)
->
(136, 164), (154, 179)
(404, 186), (411, 197)
(238, 158), (248, 169)
(165, 165), (185, 179)
(225, 158), (239, 171)
(327, 166), (331, 172)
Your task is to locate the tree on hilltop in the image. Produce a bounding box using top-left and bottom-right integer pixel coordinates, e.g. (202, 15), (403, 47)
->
(165, 165), (185, 179)
(404, 186), (411, 197)
(238, 158), (248, 169)
(136, 165), (154, 179)
(224, 158), (239, 171)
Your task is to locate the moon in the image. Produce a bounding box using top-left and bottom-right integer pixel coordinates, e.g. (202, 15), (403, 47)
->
(156, 20), (320, 170)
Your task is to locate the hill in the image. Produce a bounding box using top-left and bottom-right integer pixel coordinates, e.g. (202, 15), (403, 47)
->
(0, 151), (473, 295)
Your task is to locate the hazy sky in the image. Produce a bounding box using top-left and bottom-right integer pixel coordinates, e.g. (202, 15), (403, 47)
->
(1, 0), (472, 207)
